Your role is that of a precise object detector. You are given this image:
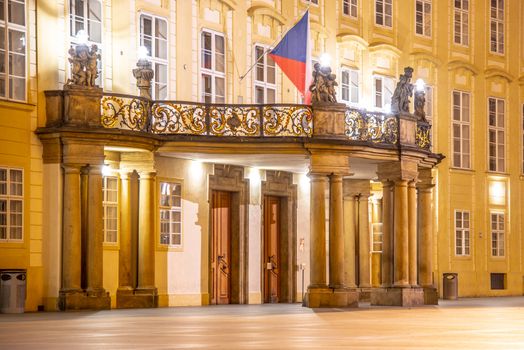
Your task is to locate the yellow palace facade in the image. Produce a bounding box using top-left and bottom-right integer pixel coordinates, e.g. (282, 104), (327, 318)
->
(0, 0), (523, 311)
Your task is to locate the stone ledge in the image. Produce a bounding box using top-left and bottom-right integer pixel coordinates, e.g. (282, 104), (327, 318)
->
(58, 290), (111, 311)
(304, 287), (359, 308)
(371, 287), (424, 307)
(117, 288), (159, 309)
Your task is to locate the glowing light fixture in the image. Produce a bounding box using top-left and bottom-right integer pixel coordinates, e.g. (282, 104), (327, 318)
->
(489, 181), (506, 205)
(102, 165), (112, 177)
(138, 45), (149, 60)
(189, 160), (204, 181)
(384, 103), (392, 113)
(75, 30), (89, 45)
(249, 167), (261, 183)
(319, 53), (331, 67)
(299, 173), (310, 191)
(415, 78), (425, 92)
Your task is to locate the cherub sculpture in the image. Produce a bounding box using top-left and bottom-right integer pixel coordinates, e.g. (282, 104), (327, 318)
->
(86, 44), (100, 87)
(66, 43), (100, 88)
(310, 63), (338, 103)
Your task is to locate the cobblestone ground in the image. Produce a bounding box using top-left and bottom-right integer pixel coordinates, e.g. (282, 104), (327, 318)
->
(1, 297), (524, 349)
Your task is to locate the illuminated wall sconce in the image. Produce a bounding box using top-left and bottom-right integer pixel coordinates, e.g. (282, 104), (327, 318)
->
(102, 165), (112, 177)
(489, 181), (506, 205)
(319, 53), (331, 67)
(189, 160), (204, 182)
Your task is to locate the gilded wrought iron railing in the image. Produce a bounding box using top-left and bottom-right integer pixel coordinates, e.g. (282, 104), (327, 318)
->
(416, 120), (432, 151)
(101, 93), (150, 132)
(344, 109), (399, 145)
(150, 101), (313, 137)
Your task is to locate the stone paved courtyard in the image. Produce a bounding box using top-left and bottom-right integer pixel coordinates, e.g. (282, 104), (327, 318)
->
(1, 297), (524, 349)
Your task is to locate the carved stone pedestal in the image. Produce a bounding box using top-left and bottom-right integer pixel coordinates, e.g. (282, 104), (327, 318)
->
(370, 287), (424, 307)
(58, 289), (111, 311)
(358, 287), (373, 302)
(423, 287), (439, 305)
(304, 287), (359, 308)
(116, 288), (158, 309)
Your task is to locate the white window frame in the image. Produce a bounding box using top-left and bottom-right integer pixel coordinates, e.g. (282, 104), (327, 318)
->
(453, 0), (469, 46)
(454, 210), (470, 256)
(0, 167), (23, 242)
(159, 181), (182, 247)
(452, 90), (471, 169)
(489, 0), (504, 54)
(139, 13), (168, 100)
(340, 67), (359, 106)
(343, 0), (358, 18)
(375, 0), (392, 28)
(488, 97), (505, 173)
(373, 75), (394, 111)
(200, 29), (226, 103)
(254, 44), (276, 104)
(490, 211), (505, 257)
(102, 176), (118, 244)
(415, 0), (431, 37)
(0, 0), (27, 102)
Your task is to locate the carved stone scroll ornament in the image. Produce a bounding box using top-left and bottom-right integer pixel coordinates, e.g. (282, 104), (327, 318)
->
(391, 66), (414, 114)
(66, 44), (101, 88)
(309, 63), (338, 104)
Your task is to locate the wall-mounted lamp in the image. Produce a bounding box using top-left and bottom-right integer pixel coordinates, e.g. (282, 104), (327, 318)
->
(319, 53), (331, 68)
(75, 30), (89, 45)
(133, 45), (154, 99)
(415, 78), (425, 92)
(414, 78), (427, 121)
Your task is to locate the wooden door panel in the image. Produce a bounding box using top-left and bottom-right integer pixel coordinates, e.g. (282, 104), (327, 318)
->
(264, 196), (280, 303)
(211, 191), (231, 305)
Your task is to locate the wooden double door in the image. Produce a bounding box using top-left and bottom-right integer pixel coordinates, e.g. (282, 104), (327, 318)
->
(211, 191), (232, 305)
(264, 196), (281, 303)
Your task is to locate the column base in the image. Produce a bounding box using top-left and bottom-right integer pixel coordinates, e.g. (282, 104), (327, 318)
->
(423, 287), (439, 305)
(304, 287), (359, 308)
(116, 287), (158, 309)
(370, 287), (424, 307)
(58, 289), (111, 311)
(357, 287), (373, 302)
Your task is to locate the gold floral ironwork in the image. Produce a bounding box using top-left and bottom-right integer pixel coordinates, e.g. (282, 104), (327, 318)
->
(101, 94), (149, 131)
(416, 121), (432, 151)
(263, 106), (313, 137)
(345, 109), (398, 144)
(151, 102), (207, 134)
(209, 106), (260, 136)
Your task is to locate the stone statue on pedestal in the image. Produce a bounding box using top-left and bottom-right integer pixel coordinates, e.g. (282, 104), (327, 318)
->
(67, 44), (100, 88)
(391, 67), (414, 113)
(414, 89), (427, 121)
(310, 63), (338, 104)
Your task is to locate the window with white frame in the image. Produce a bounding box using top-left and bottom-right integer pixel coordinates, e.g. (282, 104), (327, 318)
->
(340, 68), (359, 105)
(102, 176), (118, 243)
(454, 0), (469, 46)
(0, 0), (27, 101)
(343, 0), (358, 18)
(491, 212), (505, 257)
(201, 30), (225, 103)
(371, 223), (383, 252)
(254, 45), (276, 104)
(490, 0), (504, 54)
(159, 181), (182, 246)
(452, 91), (471, 169)
(455, 210), (470, 256)
(140, 14), (168, 100)
(488, 97), (505, 172)
(375, 0), (392, 28)
(373, 75), (394, 110)
(0, 167), (23, 241)
(415, 0), (431, 37)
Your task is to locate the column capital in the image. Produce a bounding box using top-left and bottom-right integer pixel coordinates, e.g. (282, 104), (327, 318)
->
(62, 163), (83, 174)
(376, 159), (419, 183)
(343, 179), (371, 198)
(118, 170), (133, 180)
(87, 164), (103, 176)
(138, 171), (156, 179)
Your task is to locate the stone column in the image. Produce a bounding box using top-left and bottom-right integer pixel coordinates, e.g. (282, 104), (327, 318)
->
(118, 171), (133, 291)
(85, 164), (105, 295)
(308, 174), (327, 288)
(408, 180), (418, 286)
(357, 194), (371, 288)
(343, 196), (357, 288)
(418, 174), (435, 288)
(137, 171), (156, 291)
(329, 174), (344, 289)
(61, 164), (82, 292)
(393, 179), (409, 287)
(381, 181), (393, 287)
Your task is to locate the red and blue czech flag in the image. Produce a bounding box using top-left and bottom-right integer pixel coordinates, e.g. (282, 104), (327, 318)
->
(269, 10), (312, 104)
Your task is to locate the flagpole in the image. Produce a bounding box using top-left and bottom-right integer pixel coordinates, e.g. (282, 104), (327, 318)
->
(238, 6), (310, 82)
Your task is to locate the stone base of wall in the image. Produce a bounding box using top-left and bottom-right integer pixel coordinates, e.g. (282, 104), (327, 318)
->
(371, 287), (424, 307)
(116, 288), (158, 309)
(423, 287), (439, 305)
(358, 287), (373, 302)
(58, 289), (111, 311)
(304, 287), (359, 308)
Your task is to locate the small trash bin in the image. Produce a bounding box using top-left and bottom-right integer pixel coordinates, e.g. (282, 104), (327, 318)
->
(443, 273), (458, 300)
(0, 270), (26, 313)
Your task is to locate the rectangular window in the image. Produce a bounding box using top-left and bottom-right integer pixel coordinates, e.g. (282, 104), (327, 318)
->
(491, 212), (505, 257)
(490, 273), (506, 289)
(415, 0), (431, 37)
(343, 0), (358, 18)
(454, 210), (470, 256)
(454, 0), (469, 46)
(490, 0), (504, 54)
(201, 30), (225, 103)
(374, 75), (394, 110)
(371, 223), (383, 252)
(254, 45), (276, 104)
(0, 167), (23, 241)
(102, 176), (118, 243)
(375, 0), (392, 28)
(159, 181), (182, 247)
(488, 97), (505, 172)
(452, 91), (471, 169)
(340, 68), (359, 105)
(0, 0), (27, 101)
(140, 14), (168, 100)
